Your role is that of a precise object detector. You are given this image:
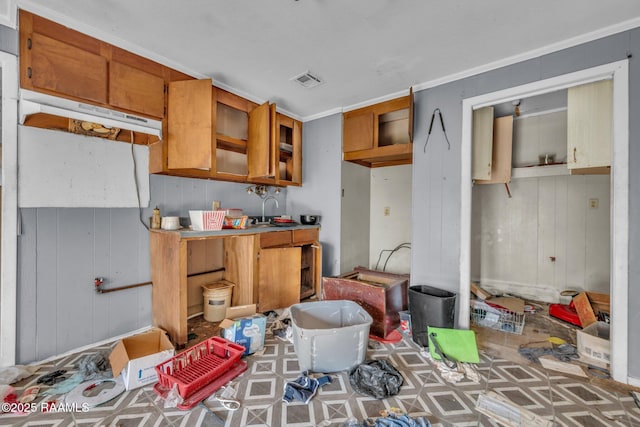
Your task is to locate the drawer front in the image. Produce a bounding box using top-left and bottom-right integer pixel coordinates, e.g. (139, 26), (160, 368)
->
(292, 228), (319, 244)
(260, 231), (292, 248)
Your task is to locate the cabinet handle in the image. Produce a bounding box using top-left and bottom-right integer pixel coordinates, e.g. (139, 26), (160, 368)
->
(27, 38), (32, 49)
(573, 147), (577, 163)
(27, 67), (32, 79)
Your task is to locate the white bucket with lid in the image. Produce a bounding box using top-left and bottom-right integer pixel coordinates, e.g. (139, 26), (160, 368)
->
(202, 281), (234, 322)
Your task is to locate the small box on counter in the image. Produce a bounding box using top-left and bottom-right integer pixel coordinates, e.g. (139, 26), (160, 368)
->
(219, 304), (266, 355)
(109, 328), (175, 390)
(222, 215), (248, 229)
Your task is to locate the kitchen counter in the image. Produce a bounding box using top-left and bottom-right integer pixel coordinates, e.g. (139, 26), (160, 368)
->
(152, 223), (320, 239)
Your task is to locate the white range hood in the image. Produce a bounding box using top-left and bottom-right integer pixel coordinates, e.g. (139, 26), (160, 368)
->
(18, 89), (163, 138)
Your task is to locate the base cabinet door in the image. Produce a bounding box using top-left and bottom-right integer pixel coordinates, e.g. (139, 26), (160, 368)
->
(258, 247), (301, 312)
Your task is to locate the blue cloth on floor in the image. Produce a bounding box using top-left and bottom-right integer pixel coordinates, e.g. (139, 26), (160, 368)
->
(373, 414), (431, 427)
(282, 373), (331, 404)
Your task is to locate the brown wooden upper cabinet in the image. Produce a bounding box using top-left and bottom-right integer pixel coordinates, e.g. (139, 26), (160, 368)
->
(109, 60), (166, 119)
(343, 88), (414, 168)
(19, 10), (166, 121)
(152, 79), (302, 186)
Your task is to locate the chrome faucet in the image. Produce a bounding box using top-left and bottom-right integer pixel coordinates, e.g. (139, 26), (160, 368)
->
(261, 196), (279, 223)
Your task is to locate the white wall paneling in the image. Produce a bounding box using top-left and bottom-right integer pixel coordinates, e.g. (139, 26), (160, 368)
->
(18, 126), (150, 208)
(471, 175), (610, 302)
(369, 165), (412, 274)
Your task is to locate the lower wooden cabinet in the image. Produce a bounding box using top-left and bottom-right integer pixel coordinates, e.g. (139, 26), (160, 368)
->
(150, 226), (321, 346)
(258, 246), (301, 312)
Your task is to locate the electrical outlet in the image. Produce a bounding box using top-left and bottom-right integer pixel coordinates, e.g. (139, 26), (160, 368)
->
(384, 206), (390, 216)
(589, 198), (599, 209)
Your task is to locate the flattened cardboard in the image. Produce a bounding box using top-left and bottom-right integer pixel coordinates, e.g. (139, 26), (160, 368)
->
(488, 296), (525, 314)
(573, 292), (610, 328)
(470, 282), (492, 300)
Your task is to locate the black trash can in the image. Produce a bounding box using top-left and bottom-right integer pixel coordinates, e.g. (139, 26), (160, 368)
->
(408, 285), (456, 347)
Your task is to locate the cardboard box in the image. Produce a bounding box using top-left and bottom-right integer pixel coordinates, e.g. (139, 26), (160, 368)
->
(576, 321), (610, 367)
(470, 282), (493, 300)
(573, 291), (610, 328)
(219, 304), (266, 355)
(109, 328), (175, 390)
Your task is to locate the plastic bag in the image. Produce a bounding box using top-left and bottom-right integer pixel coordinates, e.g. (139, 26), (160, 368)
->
(349, 360), (403, 399)
(0, 365), (39, 385)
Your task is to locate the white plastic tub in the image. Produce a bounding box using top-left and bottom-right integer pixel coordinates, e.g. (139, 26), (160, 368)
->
(290, 300), (373, 373)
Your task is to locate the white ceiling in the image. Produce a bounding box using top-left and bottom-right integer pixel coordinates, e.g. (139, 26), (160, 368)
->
(17, 0), (640, 121)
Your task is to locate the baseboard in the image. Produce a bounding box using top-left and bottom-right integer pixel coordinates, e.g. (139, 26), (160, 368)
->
(628, 376), (640, 388)
(29, 325), (153, 366)
(472, 278), (561, 303)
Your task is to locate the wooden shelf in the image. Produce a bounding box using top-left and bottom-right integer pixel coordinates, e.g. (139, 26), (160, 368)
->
(511, 164), (570, 179)
(216, 134), (247, 154)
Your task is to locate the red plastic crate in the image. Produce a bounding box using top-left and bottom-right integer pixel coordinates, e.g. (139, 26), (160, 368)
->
(154, 336), (244, 399)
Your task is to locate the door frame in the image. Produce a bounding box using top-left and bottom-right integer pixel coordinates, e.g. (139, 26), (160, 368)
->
(1, 51), (18, 367)
(459, 60), (629, 383)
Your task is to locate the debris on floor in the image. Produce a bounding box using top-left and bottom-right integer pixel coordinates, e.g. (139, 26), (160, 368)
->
(469, 287), (527, 335)
(349, 359), (403, 399)
(538, 356), (588, 378)
(476, 390), (553, 427)
(422, 350), (481, 384)
(518, 341), (579, 363)
(282, 372), (331, 404)
(0, 365), (39, 385)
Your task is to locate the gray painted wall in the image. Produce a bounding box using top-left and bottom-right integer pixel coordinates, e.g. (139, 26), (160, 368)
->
(0, 24), (17, 56)
(287, 113), (342, 277)
(17, 174), (287, 363)
(409, 29), (639, 378)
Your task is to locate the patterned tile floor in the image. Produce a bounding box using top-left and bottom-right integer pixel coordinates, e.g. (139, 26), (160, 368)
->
(2, 329), (640, 426)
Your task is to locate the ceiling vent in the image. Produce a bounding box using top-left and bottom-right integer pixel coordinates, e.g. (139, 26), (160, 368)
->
(291, 70), (324, 88)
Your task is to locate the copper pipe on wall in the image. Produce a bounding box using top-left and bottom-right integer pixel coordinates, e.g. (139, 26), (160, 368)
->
(95, 279), (152, 294)
(94, 267), (226, 294)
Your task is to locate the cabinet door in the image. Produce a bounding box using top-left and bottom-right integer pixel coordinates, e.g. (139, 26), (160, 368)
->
(475, 115), (513, 185)
(343, 112), (374, 152)
(247, 102), (273, 179)
(258, 247), (301, 312)
(274, 112), (302, 186)
(29, 32), (108, 104)
(167, 79), (212, 170)
(472, 106), (494, 180)
(567, 80), (612, 169)
(109, 61), (165, 118)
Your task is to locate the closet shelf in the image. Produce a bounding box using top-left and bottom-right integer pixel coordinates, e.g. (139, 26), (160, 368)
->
(511, 163), (569, 179)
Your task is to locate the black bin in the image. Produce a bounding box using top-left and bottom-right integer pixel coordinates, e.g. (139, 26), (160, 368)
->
(408, 285), (456, 347)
